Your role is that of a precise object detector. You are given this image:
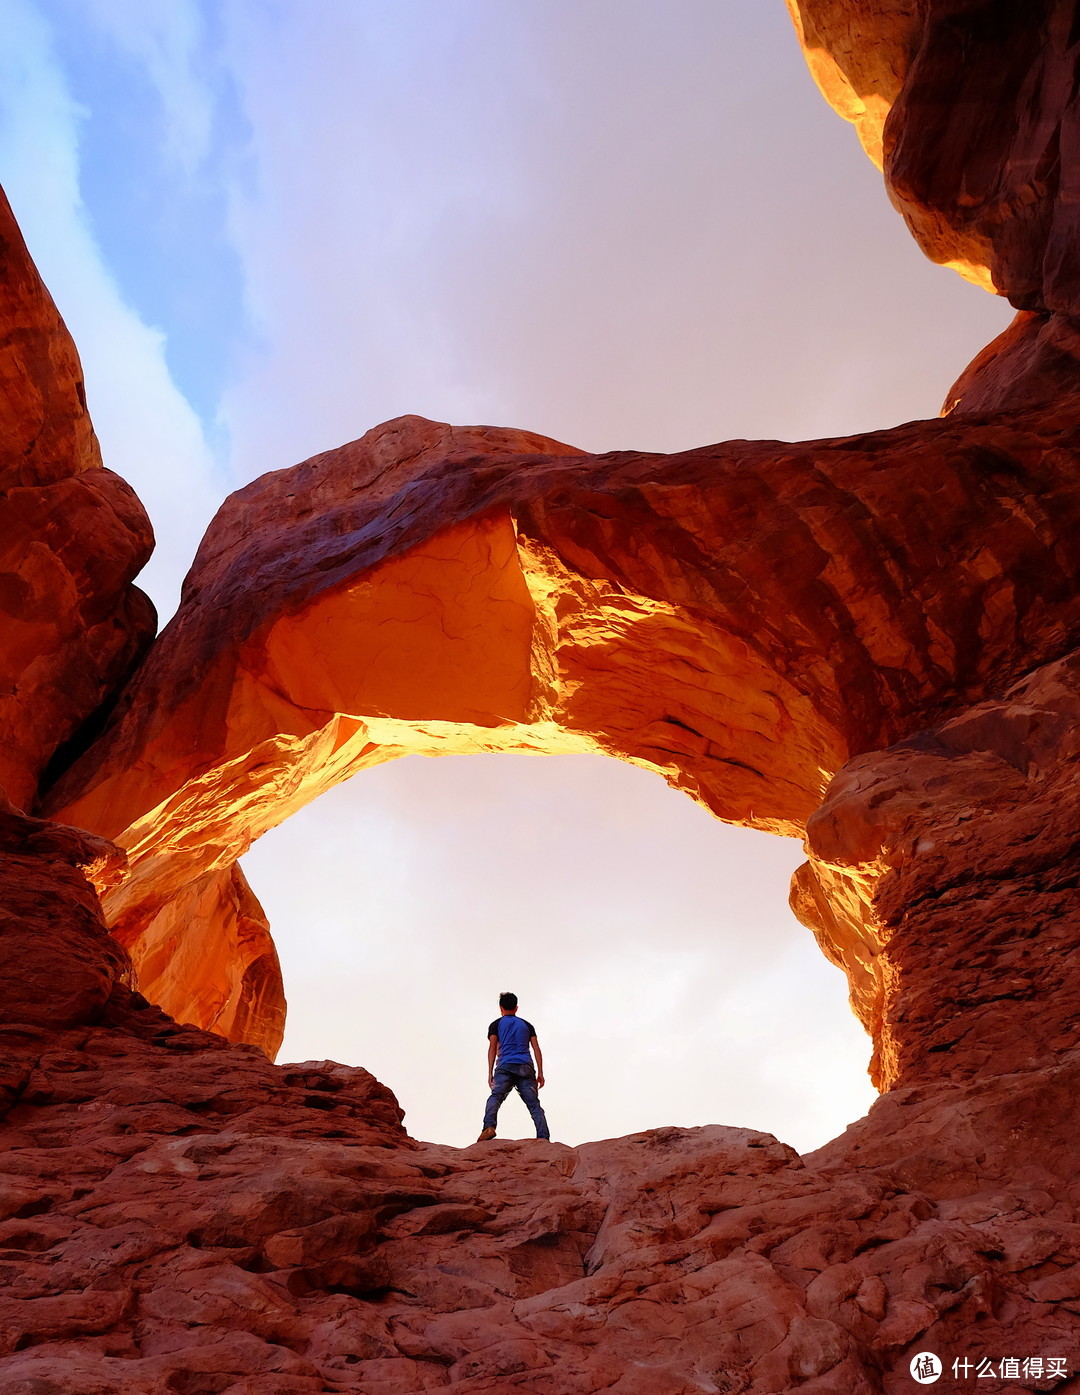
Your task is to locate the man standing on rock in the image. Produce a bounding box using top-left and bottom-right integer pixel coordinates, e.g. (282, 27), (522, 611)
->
(477, 992), (550, 1142)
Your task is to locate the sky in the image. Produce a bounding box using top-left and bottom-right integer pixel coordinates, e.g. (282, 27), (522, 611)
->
(1, 1), (1012, 1153)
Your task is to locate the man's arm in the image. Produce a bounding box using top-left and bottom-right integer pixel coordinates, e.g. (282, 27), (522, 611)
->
(487, 1035), (498, 1088)
(530, 1036), (545, 1089)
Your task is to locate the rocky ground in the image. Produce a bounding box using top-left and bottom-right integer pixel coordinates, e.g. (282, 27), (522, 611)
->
(0, 991), (1077, 1394)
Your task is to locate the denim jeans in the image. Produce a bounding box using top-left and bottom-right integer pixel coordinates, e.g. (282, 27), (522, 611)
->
(483, 1062), (549, 1138)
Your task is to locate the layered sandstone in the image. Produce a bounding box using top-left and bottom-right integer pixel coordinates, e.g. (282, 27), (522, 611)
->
(125, 863), (284, 1061)
(0, 800), (130, 1032)
(784, 0), (918, 170)
(789, 1), (1080, 309)
(46, 402), (1080, 1055)
(6, 663), (1080, 1388)
(0, 992), (1076, 1393)
(794, 650), (1080, 1090)
(943, 308), (1080, 417)
(0, 187), (155, 812)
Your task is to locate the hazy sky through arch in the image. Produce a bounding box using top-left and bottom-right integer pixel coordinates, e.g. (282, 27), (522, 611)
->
(1, 0), (1015, 1151)
(240, 752), (855, 1152)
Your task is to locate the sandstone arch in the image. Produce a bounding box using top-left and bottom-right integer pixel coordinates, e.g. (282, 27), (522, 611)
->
(44, 388), (1080, 1075)
(8, 0), (1080, 1091)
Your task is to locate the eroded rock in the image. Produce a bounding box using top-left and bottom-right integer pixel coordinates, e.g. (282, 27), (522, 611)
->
(0, 798), (130, 1031)
(0, 5), (1078, 1388)
(0, 1003), (1074, 1392)
(796, 650), (1080, 1091)
(46, 403), (1080, 1053)
(790, 1), (1080, 310)
(0, 187), (155, 813)
(119, 863), (284, 1061)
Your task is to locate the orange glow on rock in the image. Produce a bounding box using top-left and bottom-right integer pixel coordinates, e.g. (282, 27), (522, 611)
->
(45, 401), (1080, 1068)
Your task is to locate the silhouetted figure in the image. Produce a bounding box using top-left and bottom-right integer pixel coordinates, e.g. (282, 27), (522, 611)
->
(477, 991), (549, 1141)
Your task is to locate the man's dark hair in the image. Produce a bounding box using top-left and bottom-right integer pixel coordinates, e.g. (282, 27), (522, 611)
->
(499, 991), (518, 1010)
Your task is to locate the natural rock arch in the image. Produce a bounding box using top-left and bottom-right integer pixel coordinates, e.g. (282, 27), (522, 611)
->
(13, 0), (1080, 1090)
(44, 400), (1080, 1080)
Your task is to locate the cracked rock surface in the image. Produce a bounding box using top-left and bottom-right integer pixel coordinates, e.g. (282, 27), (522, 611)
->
(0, 997), (1076, 1394)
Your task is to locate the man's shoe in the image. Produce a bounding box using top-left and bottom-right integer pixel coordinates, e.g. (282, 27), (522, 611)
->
(476, 1127), (496, 1142)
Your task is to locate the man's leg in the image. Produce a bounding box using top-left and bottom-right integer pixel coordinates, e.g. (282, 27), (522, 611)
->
(480, 1069), (514, 1137)
(513, 1067), (550, 1140)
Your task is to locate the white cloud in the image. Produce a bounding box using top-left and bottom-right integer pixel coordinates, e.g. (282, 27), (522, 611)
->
(214, 0), (1011, 482)
(77, 0), (215, 174)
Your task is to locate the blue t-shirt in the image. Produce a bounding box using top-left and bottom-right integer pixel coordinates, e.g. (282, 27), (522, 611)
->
(487, 1015), (536, 1066)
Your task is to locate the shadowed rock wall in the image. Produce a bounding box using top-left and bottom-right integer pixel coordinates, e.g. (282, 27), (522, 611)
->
(789, 0), (1080, 311)
(0, 189), (156, 813)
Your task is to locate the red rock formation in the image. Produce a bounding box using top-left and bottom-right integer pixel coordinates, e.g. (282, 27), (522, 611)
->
(3, 4), (1080, 1388)
(0, 798), (130, 1031)
(44, 398), (1080, 1055)
(126, 863), (284, 1061)
(784, 0), (919, 170)
(789, 1), (1080, 309)
(943, 308), (1080, 416)
(5, 679), (1080, 1389)
(794, 650), (1080, 1091)
(0, 187), (155, 813)
(0, 987), (1076, 1391)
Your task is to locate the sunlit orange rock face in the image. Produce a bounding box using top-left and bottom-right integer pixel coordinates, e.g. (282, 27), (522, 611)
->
(790, 0), (1080, 310)
(784, 0), (919, 170)
(0, 188), (155, 813)
(46, 404), (1080, 1062)
(795, 650), (1080, 1091)
(127, 862), (285, 1060)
